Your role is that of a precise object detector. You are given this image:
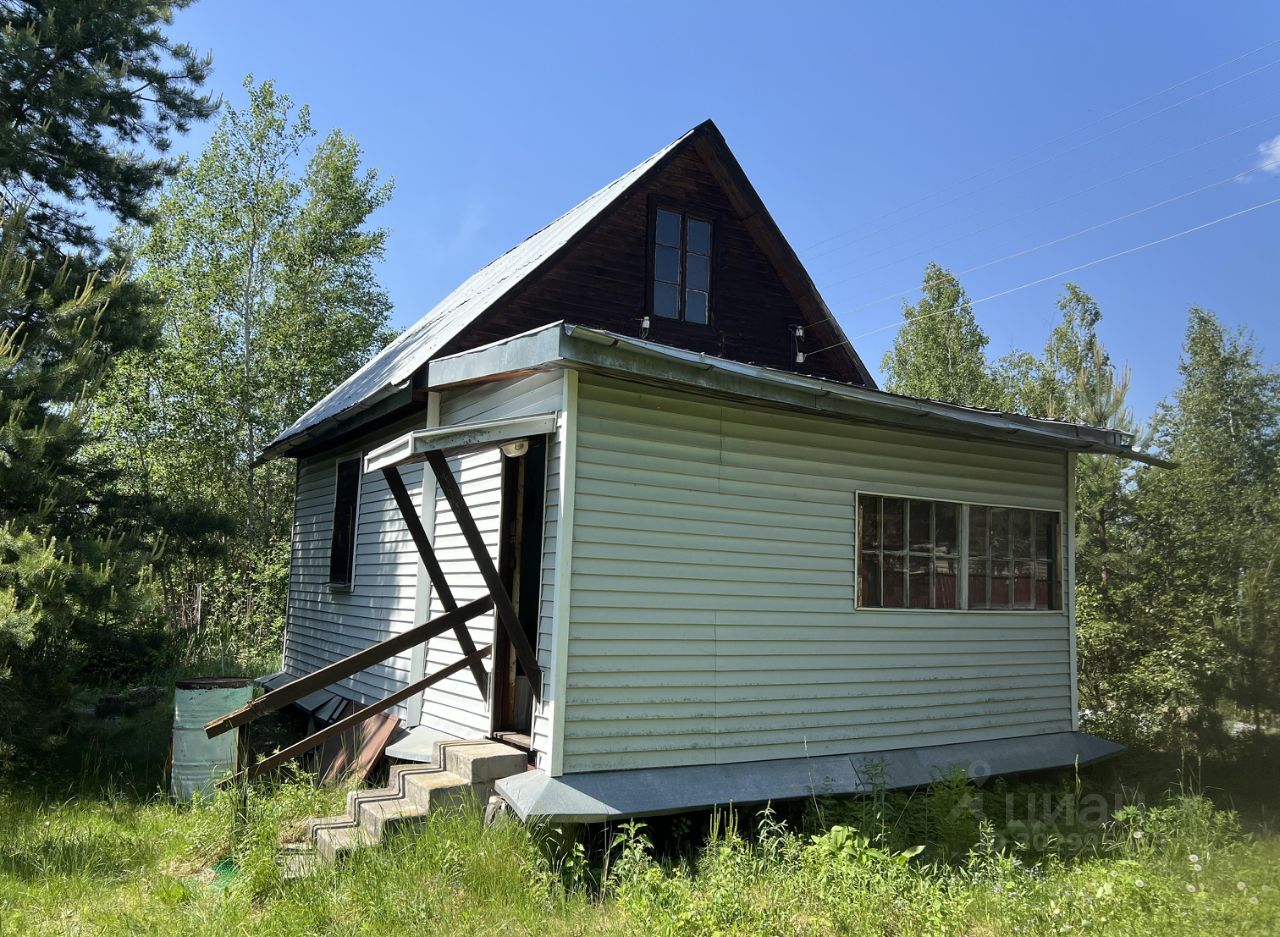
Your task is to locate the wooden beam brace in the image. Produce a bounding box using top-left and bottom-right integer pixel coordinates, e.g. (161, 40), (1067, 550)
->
(204, 595), (495, 739)
(383, 466), (489, 702)
(236, 644), (493, 783)
(425, 449), (543, 699)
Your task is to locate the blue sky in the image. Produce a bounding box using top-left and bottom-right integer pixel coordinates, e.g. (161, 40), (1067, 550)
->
(166, 1), (1280, 420)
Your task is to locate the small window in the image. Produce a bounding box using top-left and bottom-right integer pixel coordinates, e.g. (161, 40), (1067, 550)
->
(857, 494), (1060, 611)
(652, 208), (712, 324)
(329, 458), (361, 586)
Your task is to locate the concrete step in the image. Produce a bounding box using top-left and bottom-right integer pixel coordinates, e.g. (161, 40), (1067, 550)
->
(314, 822), (372, 864)
(355, 796), (431, 840)
(293, 739), (528, 868)
(434, 739), (528, 783)
(399, 768), (471, 810)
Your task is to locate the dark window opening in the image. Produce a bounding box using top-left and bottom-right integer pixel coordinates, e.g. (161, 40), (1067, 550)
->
(652, 208), (712, 324)
(329, 458), (361, 586)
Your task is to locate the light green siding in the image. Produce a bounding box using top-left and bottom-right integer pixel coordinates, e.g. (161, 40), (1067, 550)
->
(562, 374), (1072, 773)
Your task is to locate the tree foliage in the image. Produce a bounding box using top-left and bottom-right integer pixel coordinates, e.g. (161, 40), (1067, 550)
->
(0, 0), (215, 252)
(886, 264), (1280, 750)
(0, 214), (164, 762)
(881, 262), (1004, 408)
(0, 0), (211, 765)
(93, 78), (395, 657)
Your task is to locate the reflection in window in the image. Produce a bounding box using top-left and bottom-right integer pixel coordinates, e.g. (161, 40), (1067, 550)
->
(858, 494), (1059, 611)
(967, 505), (1060, 611)
(858, 496), (960, 610)
(652, 209), (712, 324)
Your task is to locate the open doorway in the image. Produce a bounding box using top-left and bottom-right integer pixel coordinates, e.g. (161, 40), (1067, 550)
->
(490, 434), (547, 750)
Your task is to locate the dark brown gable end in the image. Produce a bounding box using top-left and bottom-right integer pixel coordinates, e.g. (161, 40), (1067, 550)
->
(438, 121), (874, 386)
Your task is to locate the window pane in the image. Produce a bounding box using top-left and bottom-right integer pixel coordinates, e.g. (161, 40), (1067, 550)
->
(859, 551), (881, 607)
(1035, 511), (1056, 561)
(968, 557), (989, 608)
(686, 252), (709, 290)
(329, 458), (361, 585)
(655, 245), (680, 283)
(908, 555), (932, 608)
(685, 289), (709, 324)
(968, 506), (988, 557)
(935, 502), (957, 554)
(883, 553), (906, 607)
(859, 495), (881, 550)
(686, 218), (711, 254)
(908, 500), (932, 552)
(883, 498), (905, 552)
(990, 508), (1011, 557)
(656, 209), (682, 246)
(1013, 560), (1035, 608)
(653, 281), (679, 318)
(1012, 510), (1032, 556)
(934, 555), (959, 608)
(1034, 559), (1051, 609)
(990, 559), (1012, 607)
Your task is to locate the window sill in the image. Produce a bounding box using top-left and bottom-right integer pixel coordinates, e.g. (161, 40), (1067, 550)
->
(854, 606), (1065, 615)
(326, 581), (353, 594)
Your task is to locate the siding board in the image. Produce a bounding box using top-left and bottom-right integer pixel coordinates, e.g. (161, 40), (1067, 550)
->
(563, 374), (1072, 773)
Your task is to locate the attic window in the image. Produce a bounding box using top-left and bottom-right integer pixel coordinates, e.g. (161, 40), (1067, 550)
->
(652, 208), (712, 324)
(328, 458), (362, 588)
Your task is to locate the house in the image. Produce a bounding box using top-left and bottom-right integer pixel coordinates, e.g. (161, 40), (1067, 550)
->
(252, 120), (1160, 822)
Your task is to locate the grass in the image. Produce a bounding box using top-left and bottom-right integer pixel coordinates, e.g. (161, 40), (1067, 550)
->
(1, 694), (1278, 935)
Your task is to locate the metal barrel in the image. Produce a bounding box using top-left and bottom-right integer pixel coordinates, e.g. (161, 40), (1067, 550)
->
(171, 677), (254, 801)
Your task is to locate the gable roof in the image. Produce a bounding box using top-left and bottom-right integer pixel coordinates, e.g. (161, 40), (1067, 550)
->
(262, 120), (873, 461)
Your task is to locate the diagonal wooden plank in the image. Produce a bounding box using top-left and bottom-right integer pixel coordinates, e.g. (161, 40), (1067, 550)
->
(204, 595), (494, 739)
(383, 466), (489, 701)
(239, 645), (493, 783)
(425, 449), (542, 699)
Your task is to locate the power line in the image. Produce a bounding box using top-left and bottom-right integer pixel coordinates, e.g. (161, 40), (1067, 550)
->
(820, 108), (1280, 285)
(806, 42), (1280, 258)
(810, 193), (1280, 355)
(840, 163), (1265, 316)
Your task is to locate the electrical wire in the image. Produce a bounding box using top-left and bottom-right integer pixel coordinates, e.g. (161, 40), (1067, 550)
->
(808, 193), (1280, 355)
(838, 163), (1265, 316)
(820, 108), (1280, 285)
(806, 44), (1280, 259)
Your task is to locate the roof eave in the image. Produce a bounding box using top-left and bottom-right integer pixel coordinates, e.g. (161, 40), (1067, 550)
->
(428, 322), (1171, 467)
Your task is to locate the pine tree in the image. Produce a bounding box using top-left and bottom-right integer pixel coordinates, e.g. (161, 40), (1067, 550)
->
(0, 0), (214, 252)
(0, 0), (211, 763)
(0, 213), (162, 762)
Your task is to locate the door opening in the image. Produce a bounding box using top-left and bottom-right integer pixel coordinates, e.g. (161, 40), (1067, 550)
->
(492, 434), (547, 749)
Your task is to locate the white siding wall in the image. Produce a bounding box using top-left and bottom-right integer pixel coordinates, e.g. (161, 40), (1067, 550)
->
(563, 375), (1072, 774)
(283, 413), (430, 710)
(417, 371), (564, 764)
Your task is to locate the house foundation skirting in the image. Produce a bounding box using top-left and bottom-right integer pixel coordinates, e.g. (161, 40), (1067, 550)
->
(495, 731), (1123, 823)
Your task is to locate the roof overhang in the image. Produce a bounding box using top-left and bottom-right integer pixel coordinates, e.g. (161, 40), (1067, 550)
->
(363, 412), (560, 474)
(426, 322), (1173, 467)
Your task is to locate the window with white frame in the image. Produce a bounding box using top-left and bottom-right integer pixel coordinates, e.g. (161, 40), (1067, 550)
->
(857, 494), (1061, 611)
